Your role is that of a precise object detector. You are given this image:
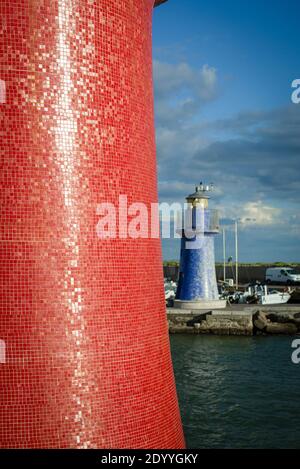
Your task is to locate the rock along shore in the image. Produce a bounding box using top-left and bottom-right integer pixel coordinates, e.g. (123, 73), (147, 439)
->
(167, 305), (300, 336)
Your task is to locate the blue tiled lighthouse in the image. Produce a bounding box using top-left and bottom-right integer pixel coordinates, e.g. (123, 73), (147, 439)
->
(175, 183), (226, 309)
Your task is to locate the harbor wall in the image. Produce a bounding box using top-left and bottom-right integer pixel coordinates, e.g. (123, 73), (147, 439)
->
(164, 265), (300, 284)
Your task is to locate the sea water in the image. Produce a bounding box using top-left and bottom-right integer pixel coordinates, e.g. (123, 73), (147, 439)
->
(170, 335), (300, 448)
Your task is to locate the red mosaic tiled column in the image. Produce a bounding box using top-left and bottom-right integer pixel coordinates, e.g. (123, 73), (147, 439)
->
(0, 0), (185, 448)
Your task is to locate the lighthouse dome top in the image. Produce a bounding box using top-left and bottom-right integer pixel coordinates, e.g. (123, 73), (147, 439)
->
(187, 182), (214, 202)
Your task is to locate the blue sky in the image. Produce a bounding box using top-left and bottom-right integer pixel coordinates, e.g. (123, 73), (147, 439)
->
(152, 0), (300, 262)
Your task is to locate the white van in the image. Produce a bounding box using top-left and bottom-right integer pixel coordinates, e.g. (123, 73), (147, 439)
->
(266, 267), (300, 284)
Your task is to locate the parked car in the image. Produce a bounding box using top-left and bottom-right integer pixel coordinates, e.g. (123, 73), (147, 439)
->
(265, 267), (300, 285)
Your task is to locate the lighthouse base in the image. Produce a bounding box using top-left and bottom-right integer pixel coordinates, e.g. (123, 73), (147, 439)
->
(174, 299), (227, 310)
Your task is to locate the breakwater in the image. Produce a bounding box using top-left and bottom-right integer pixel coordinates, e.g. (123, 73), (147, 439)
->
(167, 305), (300, 335)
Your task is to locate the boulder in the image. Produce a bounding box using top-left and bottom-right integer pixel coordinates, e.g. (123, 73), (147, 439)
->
(293, 318), (300, 328)
(253, 310), (269, 331)
(265, 323), (298, 335)
(266, 313), (287, 323)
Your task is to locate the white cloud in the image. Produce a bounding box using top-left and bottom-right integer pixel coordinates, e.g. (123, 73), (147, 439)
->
(153, 60), (218, 127)
(239, 201), (281, 226)
(154, 61), (217, 99)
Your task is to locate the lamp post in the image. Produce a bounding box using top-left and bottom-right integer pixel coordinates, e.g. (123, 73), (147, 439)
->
(235, 220), (239, 289)
(223, 228), (226, 283)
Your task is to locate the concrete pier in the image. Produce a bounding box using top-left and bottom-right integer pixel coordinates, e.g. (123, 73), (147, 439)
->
(167, 304), (300, 335)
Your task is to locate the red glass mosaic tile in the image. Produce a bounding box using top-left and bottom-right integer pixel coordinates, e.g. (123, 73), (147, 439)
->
(0, 0), (185, 449)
